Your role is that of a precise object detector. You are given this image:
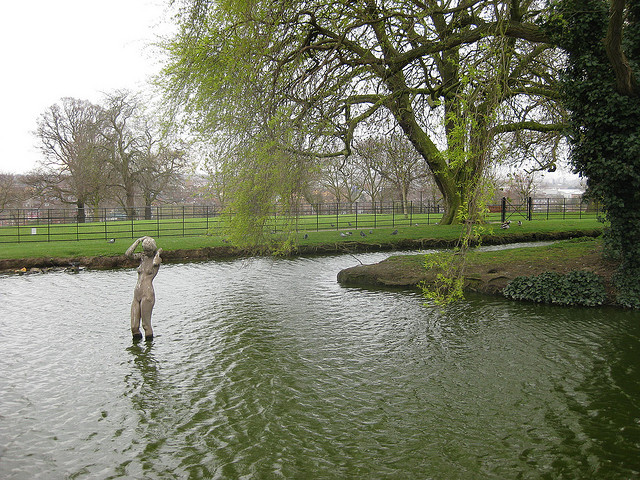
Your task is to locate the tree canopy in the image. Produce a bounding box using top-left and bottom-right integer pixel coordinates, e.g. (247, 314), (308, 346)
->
(163, 0), (565, 238)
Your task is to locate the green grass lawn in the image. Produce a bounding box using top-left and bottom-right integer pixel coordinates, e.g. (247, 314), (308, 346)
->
(0, 217), (603, 260)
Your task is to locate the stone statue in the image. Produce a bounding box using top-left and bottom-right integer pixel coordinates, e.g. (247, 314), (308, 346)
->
(126, 236), (162, 341)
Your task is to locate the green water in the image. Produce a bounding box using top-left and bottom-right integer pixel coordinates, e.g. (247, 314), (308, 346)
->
(1, 252), (639, 479)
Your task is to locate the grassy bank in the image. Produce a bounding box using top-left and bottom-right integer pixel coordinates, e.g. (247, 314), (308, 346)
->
(0, 218), (603, 261)
(337, 236), (619, 304)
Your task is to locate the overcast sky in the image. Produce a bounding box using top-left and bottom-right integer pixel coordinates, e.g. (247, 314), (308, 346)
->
(0, 0), (171, 174)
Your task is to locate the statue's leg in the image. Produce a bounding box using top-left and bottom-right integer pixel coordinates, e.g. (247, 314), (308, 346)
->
(131, 300), (143, 340)
(140, 297), (155, 340)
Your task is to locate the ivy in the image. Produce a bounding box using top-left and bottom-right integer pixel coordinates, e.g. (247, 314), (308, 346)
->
(503, 270), (607, 307)
(544, 0), (640, 308)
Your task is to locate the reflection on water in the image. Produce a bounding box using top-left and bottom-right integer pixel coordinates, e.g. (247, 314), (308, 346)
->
(1, 252), (639, 479)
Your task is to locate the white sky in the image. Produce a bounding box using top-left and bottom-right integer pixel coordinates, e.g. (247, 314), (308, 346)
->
(0, 0), (171, 174)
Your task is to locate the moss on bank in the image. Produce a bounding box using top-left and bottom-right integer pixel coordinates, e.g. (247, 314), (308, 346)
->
(337, 237), (622, 306)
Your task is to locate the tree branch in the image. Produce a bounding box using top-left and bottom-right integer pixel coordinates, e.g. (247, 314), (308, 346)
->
(491, 120), (569, 135)
(606, 0), (638, 96)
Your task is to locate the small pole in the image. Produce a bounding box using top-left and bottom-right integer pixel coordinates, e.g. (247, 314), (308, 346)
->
(392, 201), (395, 227)
(355, 201), (358, 229)
(547, 198), (550, 220)
(501, 197), (506, 224)
(374, 201), (377, 228)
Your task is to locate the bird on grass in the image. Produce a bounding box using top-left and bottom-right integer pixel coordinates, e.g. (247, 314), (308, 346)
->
(303, 233), (309, 239)
(360, 231), (366, 237)
(391, 229), (398, 235)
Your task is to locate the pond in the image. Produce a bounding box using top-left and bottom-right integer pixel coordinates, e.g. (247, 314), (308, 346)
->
(1, 251), (639, 479)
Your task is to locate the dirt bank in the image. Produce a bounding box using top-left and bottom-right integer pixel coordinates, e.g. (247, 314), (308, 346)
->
(0, 228), (602, 274)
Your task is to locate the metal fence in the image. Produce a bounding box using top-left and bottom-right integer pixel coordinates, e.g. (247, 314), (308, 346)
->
(0, 198), (600, 244)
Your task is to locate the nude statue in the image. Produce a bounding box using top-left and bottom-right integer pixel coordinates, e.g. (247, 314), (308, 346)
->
(126, 236), (162, 341)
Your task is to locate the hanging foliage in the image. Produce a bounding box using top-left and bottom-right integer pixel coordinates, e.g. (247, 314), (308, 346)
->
(546, 0), (640, 307)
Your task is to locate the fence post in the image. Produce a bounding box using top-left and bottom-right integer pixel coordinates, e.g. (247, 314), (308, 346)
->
(336, 202), (339, 229)
(501, 197), (506, 224)
(355, 202), (358, 229)
(392, 201), (395, 227)
(410, 201), (413, 225)
(316, 204), (319, 232)
(374, 202), (377, 228)
(527, 197), (533, 221)
(48, 209), (51, 242)
(157, 206), (161, 237)
(182, 206), (186, 237)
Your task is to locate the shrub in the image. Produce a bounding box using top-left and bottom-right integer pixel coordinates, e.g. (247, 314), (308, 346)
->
(503, 270), (607, 307)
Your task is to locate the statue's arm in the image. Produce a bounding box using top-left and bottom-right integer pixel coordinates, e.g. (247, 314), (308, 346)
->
(154, 248), (163, 266)
(126, 237), (144, 258)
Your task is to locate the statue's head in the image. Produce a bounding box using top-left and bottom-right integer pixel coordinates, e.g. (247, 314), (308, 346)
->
(142, 237), (157, 254)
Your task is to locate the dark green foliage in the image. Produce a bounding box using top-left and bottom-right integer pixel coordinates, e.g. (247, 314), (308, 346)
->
(503, 271), (607, 306)
(545, 0), (640, 308)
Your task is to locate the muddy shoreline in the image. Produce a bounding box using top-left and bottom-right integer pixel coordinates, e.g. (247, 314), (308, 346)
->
(0, 229), (602, 274)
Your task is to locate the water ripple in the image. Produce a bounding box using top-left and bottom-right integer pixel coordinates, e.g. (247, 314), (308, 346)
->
(1, 254), (639, 479)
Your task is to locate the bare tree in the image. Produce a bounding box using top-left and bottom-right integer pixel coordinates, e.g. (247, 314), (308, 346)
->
(101, 91), (143, 219)
(504, 171), (540, 205)
(321, 157), (364, 208)
(0, 173), (24, 212)
(356, 134), (427, 215)
(137, 117), (189, 219)
(352, 145), (387, 206)
(34, 98), (108, 222)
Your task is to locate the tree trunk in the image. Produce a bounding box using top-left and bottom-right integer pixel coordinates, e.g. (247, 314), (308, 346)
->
(76, 200), (86, 224)
(439, 190), (463, 225)
(606, 0), (638, 96)
(144, 196), (153, 220)
(125, 184), (136, 220)
(401, 187), (409, 217)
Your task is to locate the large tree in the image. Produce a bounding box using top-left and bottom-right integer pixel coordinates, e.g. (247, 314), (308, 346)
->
(548, 0), (640, 307)
(163, 0), (564, 231)
(101, 91), (143, 219)
(137, 117), (189, 219)
(34, 98), (108, 222)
